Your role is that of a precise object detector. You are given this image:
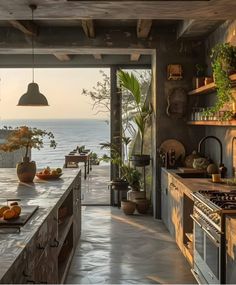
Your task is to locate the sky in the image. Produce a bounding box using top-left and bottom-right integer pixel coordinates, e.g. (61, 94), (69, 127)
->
(0, 68), (110, 120)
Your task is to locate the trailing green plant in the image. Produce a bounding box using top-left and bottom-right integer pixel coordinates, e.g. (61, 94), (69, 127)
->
(204, 43), (236, 121)
(118, 70), (153, 155)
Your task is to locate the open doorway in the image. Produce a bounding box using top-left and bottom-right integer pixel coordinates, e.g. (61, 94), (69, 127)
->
(0, 67), (111, 205)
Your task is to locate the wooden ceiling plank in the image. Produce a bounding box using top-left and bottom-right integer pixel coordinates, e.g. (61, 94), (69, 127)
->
(130, 53), (141, 62)
(9, 20), (37, 36)
(81, 19), (95, 38)
(54, 53), (71, 61)
(137, 19), (152, 38)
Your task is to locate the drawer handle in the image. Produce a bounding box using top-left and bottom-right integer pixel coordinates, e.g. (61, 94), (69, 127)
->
(50, 238), (59, 248)
(36, 243), (45, 250)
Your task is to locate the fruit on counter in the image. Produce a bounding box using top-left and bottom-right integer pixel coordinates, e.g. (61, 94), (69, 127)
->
(43, 168), (50, 175)
(0, 206), (10, 218)
(11, 205), (21, 217)
(56, 168), (62, 174)
(3, 209), (16, 220)
(207, 163), (219, 174)
(39, 167), (62, 175)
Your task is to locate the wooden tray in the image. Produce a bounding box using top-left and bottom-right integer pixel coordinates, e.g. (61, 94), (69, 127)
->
(0, 205), (38, 226)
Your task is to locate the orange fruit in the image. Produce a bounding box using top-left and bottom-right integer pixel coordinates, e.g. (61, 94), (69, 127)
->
(11, 205), (21, 217)
(0, 206), (10, 218)
(3, 209), (16, 220)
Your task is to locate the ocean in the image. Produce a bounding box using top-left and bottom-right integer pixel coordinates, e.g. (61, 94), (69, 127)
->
(0, 119), (110, 168)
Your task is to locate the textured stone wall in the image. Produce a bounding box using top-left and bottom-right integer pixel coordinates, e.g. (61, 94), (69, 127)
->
(0, 130), (26, 168)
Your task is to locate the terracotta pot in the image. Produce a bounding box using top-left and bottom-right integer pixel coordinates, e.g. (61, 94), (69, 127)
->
(127, 190), (145, 202)
(131, 154), (150, 167)
(121, 199), (136, 215)
(17, 157), (36, 183)
(135, 198), (149, 214)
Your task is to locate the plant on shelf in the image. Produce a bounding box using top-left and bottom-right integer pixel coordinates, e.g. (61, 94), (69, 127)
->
(205, 43), (236, 121)
(0, 126), (57, 182)
(118, 70), (153, 167)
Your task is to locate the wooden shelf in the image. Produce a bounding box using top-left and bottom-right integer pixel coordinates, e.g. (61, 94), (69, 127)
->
(187, 120), (236, 126)
(188, 73), (236, 96)
(58, 215), (73, 250)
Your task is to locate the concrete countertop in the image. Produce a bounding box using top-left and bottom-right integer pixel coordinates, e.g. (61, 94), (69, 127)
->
(0, 168), (80, 281)
(162, 167), (236, 196)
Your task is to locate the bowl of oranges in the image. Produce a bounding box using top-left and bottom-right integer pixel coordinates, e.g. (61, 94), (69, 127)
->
(36, 166), (63, 180)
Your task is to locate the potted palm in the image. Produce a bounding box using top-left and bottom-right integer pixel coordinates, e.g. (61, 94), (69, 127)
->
(118, 70), (152, 167)
(0, 126), (56, 182)
(100, 141), (129, 190)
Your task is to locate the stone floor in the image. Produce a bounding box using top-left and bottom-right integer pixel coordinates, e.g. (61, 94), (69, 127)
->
(81, 164), (110, 205)
(66, 206), (196, 284)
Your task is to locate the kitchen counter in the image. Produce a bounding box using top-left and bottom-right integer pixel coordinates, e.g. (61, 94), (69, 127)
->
(162, 167), (236, 198)
(0, 168), (81, 283)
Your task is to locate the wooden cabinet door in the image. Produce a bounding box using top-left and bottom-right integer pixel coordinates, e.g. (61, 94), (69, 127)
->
(226, 215), (236, 284)
(168, 177), (183, 247)
(161, 170), (169, 229)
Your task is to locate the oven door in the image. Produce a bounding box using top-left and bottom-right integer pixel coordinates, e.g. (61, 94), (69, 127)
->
(192, 215), (221, 284)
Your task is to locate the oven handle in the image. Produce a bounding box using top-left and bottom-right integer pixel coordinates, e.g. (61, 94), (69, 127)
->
(191, 269), (202, 284)
(190, 214), (220, 246)
(190, 214), (202, 228)
(201, 226), (220, 246)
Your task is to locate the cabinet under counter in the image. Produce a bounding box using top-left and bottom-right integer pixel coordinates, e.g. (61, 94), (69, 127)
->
(0, 168), (81, 284)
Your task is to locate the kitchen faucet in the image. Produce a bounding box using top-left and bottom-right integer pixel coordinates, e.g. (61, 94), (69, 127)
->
(197, 135), (223, 166)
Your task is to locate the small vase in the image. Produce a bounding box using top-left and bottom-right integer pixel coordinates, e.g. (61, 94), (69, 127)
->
(17, 157), (36, 183)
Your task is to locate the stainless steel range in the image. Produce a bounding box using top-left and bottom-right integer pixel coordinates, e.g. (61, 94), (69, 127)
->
(191, 190), (236, 284)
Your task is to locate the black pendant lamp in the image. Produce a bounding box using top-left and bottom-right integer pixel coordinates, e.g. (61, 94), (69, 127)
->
(17, 4), (49, 106)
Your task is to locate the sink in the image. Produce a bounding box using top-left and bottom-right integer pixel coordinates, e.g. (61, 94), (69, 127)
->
(176, 172), (208, 178)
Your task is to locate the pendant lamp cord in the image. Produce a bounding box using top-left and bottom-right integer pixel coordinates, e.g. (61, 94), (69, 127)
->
(30, 5), (36, 83)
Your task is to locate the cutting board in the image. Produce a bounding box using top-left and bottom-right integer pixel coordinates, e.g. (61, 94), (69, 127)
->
(0, 205), (38, 226)
(178, 167), (206, 173)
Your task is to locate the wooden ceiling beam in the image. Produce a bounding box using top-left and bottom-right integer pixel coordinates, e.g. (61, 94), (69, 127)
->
(81, 19), (95, 38)
(130, 53), (141, 62)
(9, 20), (37, 36)
(177, 19), (223, 38)
(54, 53), (71, 61)
(137, 19), (152, 38)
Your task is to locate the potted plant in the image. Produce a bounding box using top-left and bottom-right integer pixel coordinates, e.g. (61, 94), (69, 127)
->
(100, 141), (129, 190)
(0, 126), (56, 182)
(205, 43), (236, 121)
(118, 70), (152, 167)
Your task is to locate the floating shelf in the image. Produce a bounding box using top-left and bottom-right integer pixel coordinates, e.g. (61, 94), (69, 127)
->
(188, 73), (236, 96)
(187, 120), (236, 126)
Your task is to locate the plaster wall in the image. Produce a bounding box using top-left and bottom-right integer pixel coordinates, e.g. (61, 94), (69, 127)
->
(154, 35), (206, 218)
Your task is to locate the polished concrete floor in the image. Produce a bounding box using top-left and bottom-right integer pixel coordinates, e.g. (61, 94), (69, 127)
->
(81, 164), (110, 205)
(66, 206), (196, 284)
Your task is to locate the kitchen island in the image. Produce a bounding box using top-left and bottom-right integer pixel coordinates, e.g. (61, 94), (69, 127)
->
(0, 168), (81, 284)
